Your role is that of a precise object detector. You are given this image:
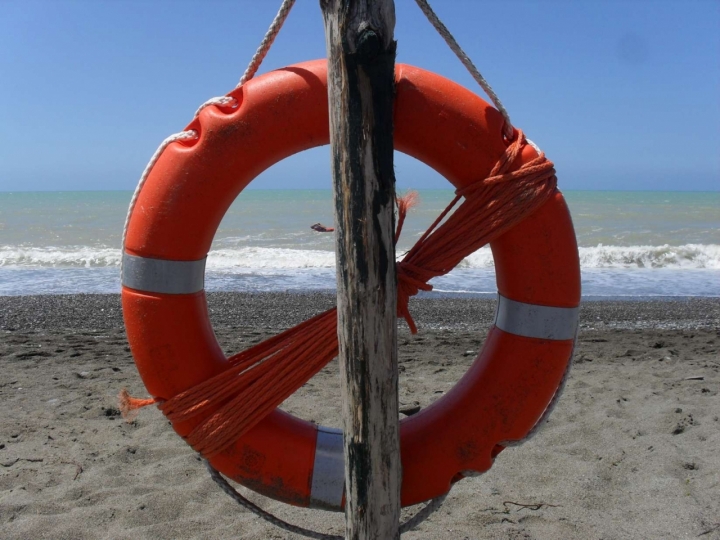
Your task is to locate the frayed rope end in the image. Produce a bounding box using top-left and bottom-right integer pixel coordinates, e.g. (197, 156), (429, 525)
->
(397, 190), (420, 215)
(118, 388), (159, 422)
(395, 190), (420, 245)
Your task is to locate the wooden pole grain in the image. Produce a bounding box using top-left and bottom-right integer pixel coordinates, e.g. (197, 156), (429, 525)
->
(319, 1), (400, 538)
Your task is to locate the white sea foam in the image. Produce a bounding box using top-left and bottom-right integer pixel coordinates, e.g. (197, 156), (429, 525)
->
(459, 244), (720, 270)
(578, 243), (720, 269)
(460, 248), (495, 268)
(1, 244), (719, 270)
(207, 248), (336, 271)
(0, 246), (122, 268)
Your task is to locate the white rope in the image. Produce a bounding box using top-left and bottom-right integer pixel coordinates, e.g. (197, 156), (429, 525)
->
(194, 96), (237, 119)
(120, 130), (196, 272)
(237, 0), (297, 88)
(412, 0), (515, 140)
(121, 0), (297, 268)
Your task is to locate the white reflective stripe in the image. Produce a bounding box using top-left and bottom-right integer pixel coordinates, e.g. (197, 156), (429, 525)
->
(494, 294), (579, 340)
(310, 426), (344, 510)
(122, 253), (206, 294)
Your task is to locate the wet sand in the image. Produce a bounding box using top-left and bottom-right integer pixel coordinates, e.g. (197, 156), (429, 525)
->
(1, 293), (719, 539)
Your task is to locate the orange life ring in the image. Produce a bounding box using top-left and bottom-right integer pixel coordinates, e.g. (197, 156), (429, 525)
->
(122, 59), (580, 509)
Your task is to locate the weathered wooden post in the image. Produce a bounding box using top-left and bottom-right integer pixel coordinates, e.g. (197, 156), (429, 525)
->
(319, 1), (400, 539)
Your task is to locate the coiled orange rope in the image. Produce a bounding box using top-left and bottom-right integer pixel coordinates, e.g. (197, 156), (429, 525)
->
(120, 131), (556, 458)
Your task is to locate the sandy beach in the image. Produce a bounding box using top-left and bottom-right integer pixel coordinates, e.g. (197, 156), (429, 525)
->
(1, 293), (718, 539)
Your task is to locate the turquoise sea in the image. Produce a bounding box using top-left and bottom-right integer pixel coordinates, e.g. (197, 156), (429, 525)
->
(0, 190), (718, 298)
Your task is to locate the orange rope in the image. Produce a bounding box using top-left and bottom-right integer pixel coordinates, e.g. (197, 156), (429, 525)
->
(119, 131), (556, 458)
(118, 389), (160, 422)
(396, 131), (556, 332)
(395, 190), (420, 244)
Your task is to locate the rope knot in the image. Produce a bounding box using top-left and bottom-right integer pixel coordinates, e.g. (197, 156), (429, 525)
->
(456, 130), (555, 200)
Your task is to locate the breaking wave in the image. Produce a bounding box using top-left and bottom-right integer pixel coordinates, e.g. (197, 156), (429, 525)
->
(577, 243), (719, 269)
(1, 244), (718, 270)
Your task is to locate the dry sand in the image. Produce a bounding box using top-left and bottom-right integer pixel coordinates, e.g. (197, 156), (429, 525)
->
(1, 293), (719, 539)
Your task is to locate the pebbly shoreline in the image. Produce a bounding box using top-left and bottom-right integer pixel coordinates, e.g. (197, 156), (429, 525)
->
(0, 292), (718, 332)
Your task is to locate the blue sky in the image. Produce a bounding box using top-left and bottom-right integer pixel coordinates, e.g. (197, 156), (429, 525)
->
(0, 0), (718, 192)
